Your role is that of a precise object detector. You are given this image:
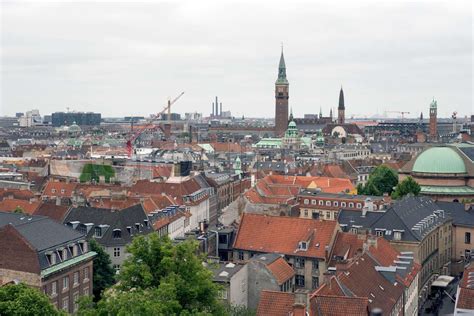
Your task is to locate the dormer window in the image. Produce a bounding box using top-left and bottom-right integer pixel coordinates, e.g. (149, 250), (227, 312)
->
(126, 226), (132, 235)
(61, 189), (65, 194)
(298, 241), (308, 251)
(94, 227), (102, 238)
(144, 219), (149, 227)
(112, 229), (122, 239)
(47, 252), (56, 265)
(135, 223), (140, 232)
(341, 202), (346, 207)
(72, 245), (78, 256)
(319, 200), (324, 206)
(304, 199), (309, 205)
(51, 188), (56, 194)
(325, 201), (331, 206)
(349, 202), (354, 208)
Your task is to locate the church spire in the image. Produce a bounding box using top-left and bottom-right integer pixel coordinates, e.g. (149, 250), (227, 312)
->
(276, 45), (288, 84)
(289, 106), (294, 122)
(338, 86), (345, 110)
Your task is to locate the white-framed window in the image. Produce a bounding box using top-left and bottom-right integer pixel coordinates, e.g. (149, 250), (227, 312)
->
(62, 276), (69, 290)
(62, 249), (68, 261)
(356, 203), (362, 209)
(375, 230), (384, 237)
(218, 289), (228, 300)
(350, 227), (358, 234)
(295, 257), (305, 268)
(341, 202), (346, 207)
(238, 251), (244, 260)
(311, 199), (317, 205)
(113, 264), (121, 273)
(304, 210), (308, 217)
(51, 188), (56, 194)
(333, 201), (338, 207)
(61, 189), (65, 194)
(319, 200), (324, 205)
(84, 267), (90, 281)
(349, 202), (354, 208)
(113, 247), (121, 257)
(394, 231), (402, 240)
(83, 287), (89, 296)
(51, 281), (57, 296)
(325, 201), (331, 206)
(304, 199), (309, 205)
(73, 292), (79, 312)
(73, 271), (80, 285)
(62, 297), (69, 311)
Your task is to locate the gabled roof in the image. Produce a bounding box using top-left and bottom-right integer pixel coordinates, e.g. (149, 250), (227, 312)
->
(0, 198), (41, 215)
(256, 291), (295, 316)
(263, 255), (295, 285)
(455, 263), (474, 311)
(234, 213), (337, 259)
(42, 181), (77, 198)
(34, 202), (70, 223)
(311, 295), (368, 316)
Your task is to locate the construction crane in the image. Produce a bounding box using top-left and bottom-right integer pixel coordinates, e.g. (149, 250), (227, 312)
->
(386, 111), (411, 122)
(126, 92), (185, 157)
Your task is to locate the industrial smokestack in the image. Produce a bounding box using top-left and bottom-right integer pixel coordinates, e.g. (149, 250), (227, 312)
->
(215, 96), (218, 117)
(220, 102), (222, 117)
(212, 102), (214, 116)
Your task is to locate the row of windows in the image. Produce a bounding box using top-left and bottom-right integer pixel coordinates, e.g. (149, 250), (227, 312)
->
(60, 287), (89, 312)
(47, 267), (90, 297)
(46, 242), (88, 266)
(302, 199), (363, 209)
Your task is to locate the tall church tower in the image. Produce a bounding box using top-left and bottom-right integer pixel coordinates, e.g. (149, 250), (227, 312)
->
(275, 48), (289, 136)
(429, 98), (438, 141)
(338, 87), (345, 124)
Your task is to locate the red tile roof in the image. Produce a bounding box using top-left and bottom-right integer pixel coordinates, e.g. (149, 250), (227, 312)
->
(33, 203), (70, 222)
(329, 232), (365, 265)
(245, 175), (354, 205)
(456, 263), (474, 311)
(234, 213), (337, 259)
(42, 181), (77, 198)
(256, 291), (295, 316)
(266, 257), (295, 285)
(311, 295), (369, 316)
(0, 188), (35, 201)
(0, 199), (41, 215)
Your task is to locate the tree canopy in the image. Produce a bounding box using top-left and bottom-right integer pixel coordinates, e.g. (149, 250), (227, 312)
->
(79, 234), (225, 316)
(357, 165), (398, 196)
(89, 239), (116, 302)
(79, 163), (115, 183)
(391, 176), (421, 199)
(0, 283), (64, 316)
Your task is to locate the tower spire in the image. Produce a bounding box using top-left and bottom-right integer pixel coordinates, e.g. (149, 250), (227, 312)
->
(276, 45), (288, 84)
(289, 106), (294, 122)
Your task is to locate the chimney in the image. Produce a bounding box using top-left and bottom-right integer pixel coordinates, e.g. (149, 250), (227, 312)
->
(220, 102), (223, 117)
(294, 289), (308, 307)
(215, 96), (219, 117)
(212, 102), (214, 116)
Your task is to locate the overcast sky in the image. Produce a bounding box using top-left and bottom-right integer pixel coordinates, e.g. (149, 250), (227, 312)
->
(1, 0), (472, 119)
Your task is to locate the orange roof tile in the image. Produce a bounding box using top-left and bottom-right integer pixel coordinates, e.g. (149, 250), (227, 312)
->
(266, 257), (295, 285)
(311, 295), (368, 316)
(256, 290), (295, 316)
(0, 199), (41, 215)
(234, 213), (337, 259)
(42, 181), (77, 198)
(456, 263), (474, 311)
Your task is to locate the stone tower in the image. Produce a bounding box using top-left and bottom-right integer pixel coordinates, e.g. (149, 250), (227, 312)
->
(275, 48), (289, 136)
(338, 87), (345, 124)
(429, 99), (438, 141)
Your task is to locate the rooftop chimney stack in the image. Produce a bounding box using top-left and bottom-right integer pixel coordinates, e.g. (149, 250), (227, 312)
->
(220, 102), (222, 117)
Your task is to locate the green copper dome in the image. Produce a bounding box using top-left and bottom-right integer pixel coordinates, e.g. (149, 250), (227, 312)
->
(413, 147), (466, 174)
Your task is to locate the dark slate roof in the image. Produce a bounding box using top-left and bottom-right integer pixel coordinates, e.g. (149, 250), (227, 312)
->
(63, 204), (153, 247)
(0, 211), (86, 270)
(459, 146), (474, 162)
(338, 197), (452, 242)
(436, 201), (474, 227)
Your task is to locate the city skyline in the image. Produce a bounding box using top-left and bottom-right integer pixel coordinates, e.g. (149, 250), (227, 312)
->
(1, 0), (472, 118)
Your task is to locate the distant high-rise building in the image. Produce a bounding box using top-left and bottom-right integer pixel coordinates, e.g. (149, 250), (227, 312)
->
(338, 87), (345, 124)
(429, 99), (438, 141)
(51, 112), (101, 127)
(275, 48), (289, 136)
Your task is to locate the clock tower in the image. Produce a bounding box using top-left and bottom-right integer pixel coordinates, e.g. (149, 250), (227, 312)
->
(275, 48), (289, 136)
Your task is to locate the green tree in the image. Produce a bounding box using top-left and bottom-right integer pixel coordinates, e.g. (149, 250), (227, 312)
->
(357, 165), (398, 196)
(89, 239), (116, 302)
(13, 206), (24, 214)
(80, 235), (225, 315)
(0, 283), (65, 316)
(391, 176), (421, 199)
(79, 164), (115, 183)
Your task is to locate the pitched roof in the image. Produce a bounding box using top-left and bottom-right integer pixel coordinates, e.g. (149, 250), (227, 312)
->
(0, 188), (35, 201)
(266, 257), (295, 285)
(456, 263), (474, 311)
(256, 290), (295, 316)
(42, 181), (77, 198)
(311, 295), (368, 316)
(33, 202), (70, 223)
(234, 213), (337, 259)
(0, 199), (41, 215)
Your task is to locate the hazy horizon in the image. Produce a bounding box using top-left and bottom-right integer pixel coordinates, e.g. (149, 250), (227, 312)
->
(1, 0), (472, 119)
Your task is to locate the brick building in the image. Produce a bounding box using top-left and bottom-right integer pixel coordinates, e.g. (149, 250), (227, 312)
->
(0, 212), (95, 313)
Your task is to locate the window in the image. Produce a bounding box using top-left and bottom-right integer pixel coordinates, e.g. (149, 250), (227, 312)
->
(312, 260), (319, 271)
(375, 230), (384, 237)
(72, 245), (78, 256)
(341, 202), (346, 207)
(218, 234), (228, 244)
(312, 276), (319, 289)
(394, 231), (402, 241)
(349, 202), (354, 208)
(333, 201), (338, 207)
(73, 292), (79, 312)
(62, 297), (69, 311)
(356, 203), (362, 209)
(73, 271), (79, 286)
(295, 275), (305, 287)
(52, 188), (56, 194)
(466, 232), (471, 244)
(112, 229), (122, 239)
(350, 227), (358, 234)
(304, 210), (308, 217)
(51, 281), (57, 296)
(298, 241), (308, 251)
(311, 199), (317, 205)
(325, 201), (331, 206)
(113, 264), (121, 273)
(62, 276), (69, 290)
(218, 289), (228, 299)
(295, 257), (305, 268)
(304, 199), (309, 205)
(61, 189), (65, 194)
(83, 287), (89, 296)
(312, 212), (320, 219)
(238, 251), (244, 260)
(318, 200), (324, 206)
(113, 247), (121, 257)
(94, 227), (102, 238)
(62, 249), (68, 261)
(84, 267), (90, 281)
(48, 253), (56, 265)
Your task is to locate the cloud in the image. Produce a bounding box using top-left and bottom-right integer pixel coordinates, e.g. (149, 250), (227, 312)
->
(1, 0), (472, 118)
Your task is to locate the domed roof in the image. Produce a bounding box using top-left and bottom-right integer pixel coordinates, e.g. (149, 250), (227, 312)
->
(68, 122), (81, 133)
(288, 120), (297, 128)
(413, 147), (466, 174)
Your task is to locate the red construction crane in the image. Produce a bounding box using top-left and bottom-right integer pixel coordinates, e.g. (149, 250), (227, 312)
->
(126, 92), (184, 157)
